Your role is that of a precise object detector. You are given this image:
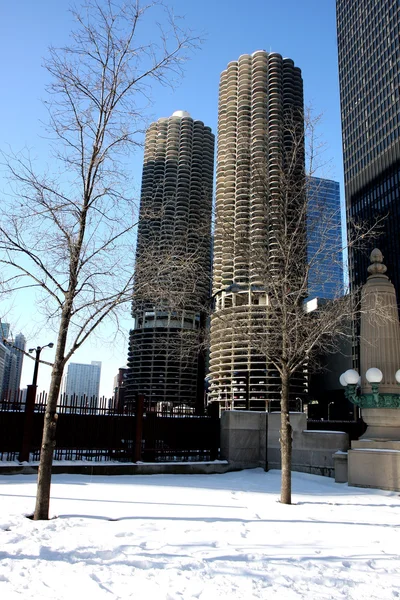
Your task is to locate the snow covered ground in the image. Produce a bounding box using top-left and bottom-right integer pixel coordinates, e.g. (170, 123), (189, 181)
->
(1, 469), (399, 599)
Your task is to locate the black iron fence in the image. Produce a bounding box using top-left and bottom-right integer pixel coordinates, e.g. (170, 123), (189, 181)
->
(2, 392), (364, 465)
(0, 392), (220, 463)
(0, 391), (132, 415)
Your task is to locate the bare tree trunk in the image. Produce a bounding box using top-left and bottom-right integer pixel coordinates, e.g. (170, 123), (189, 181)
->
(33, 310), (70, 520)
(33, 369), (62, 520)
(280, 367), (292, 505)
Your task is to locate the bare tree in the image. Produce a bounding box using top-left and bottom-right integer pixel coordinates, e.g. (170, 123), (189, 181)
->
(0, 0), (198, 520)
(209, 108), (385, 505)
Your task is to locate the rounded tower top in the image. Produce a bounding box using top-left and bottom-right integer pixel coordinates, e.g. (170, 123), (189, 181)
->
(172, 110), (191, 118)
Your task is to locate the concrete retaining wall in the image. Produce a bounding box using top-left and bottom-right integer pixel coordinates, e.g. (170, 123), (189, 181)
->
(220, 411), (267, 470)
(221, 411), (349, 477)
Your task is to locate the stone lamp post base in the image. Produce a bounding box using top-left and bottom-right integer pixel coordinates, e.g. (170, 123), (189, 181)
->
(359, 408), (400, 441)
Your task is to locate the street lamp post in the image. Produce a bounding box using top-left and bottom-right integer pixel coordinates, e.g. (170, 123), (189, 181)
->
(340, 367), (400, 439)
(328, 401), (334, 420)
(29, 343), (54, 387)
(19, 342), (54, 462)
(339, 367), (400, 464)
(245, 370), (250, 411)
(195, 310), (208, 416)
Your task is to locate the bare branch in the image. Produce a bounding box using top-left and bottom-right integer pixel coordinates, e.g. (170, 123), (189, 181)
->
(0, 0), (199, 520)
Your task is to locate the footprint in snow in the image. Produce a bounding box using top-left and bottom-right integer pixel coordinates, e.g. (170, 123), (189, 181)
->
(140, 541), (163, 551)
(342, 560), (351, 568)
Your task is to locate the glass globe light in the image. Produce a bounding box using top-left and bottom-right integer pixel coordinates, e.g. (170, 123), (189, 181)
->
(395, 370), (400, 384)
(365, 368), (383, 383)
(339, 373), (348, 387)
(343, 369), (360, 385)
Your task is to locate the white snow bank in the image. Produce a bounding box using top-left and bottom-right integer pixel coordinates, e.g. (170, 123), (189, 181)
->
(1, 469), (399, 599)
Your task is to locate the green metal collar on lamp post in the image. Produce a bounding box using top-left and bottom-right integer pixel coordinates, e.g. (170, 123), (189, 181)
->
(340, 368), (400, 408)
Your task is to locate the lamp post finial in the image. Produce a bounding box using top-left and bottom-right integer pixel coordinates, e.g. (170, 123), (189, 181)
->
(367, 248), (387, 276)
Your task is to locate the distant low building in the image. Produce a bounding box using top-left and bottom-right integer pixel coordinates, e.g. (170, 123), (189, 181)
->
(112, 366), (128, 412)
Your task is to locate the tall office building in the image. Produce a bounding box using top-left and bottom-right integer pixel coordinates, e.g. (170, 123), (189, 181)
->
(0, 340), (12, 400)
(336, 0), (400, 300)
(0, 327), (25, 399)
(307, 177), (344, 300)
(1, 352), (17, 399)
(0, 323), (10, 339)
(63, 360), (102, 400)
(11, 333), (26, 394)
(126, 111), (214, 407)
(209, 51), (306, 409)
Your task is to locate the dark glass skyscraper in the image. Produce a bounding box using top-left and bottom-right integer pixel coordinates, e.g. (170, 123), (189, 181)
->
(336, 0), (400, 300)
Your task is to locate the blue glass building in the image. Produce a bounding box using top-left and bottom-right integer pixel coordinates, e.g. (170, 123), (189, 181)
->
(307, 177), (344, 300)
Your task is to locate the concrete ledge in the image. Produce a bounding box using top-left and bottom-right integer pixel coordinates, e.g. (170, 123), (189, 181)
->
(221, 410), (266, 430)
(0, 461), (231, 477)
(267, 448), (335, 477)
(302, 430), (348, 450)
(352, 439), (400, 450)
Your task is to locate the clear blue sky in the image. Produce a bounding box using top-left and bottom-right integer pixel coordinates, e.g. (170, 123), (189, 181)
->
(0, 0), (343, 395)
